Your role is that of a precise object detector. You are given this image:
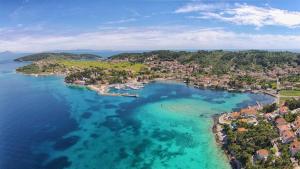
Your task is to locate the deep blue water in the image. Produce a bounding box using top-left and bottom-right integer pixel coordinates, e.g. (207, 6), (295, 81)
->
(0, 55), (274, 169)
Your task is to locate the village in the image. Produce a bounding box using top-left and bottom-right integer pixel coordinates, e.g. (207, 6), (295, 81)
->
(216, 98), (300, 169)
(143, 58), (300, 92)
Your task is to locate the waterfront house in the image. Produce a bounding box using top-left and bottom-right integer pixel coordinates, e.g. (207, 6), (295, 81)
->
(255, 149), (269, 161)
(290, 140), (300, 156)
(229, 112), (241, 120)
(281, 130), (295, 144)
(240, 107), (257, 118)
(74, 80), (85, 85)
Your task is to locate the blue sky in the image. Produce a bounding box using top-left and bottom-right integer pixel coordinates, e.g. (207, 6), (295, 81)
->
(1, 0), (300, 52)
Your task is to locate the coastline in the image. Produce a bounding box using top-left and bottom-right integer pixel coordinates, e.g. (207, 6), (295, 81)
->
(16, 68), (279, 103)
(16, 70), (276, 169)
(212, 115), (234, 169)
(211, 91), (276, 169)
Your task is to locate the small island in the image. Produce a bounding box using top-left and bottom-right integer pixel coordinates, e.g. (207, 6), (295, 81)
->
(15, 50), (300, 168)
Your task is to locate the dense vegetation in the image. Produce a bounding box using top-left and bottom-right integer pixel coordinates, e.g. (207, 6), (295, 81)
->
(281, 75), (300, 83)
(285, 98), (300, 110)
(109, 50), (300, 74)
(223, 121), (291, 169)
(14, 52), (101, 62)
(16, 64), (41, 74)
(16, 58), (149, 85)
(262, 103), (277, 113)
(57, 60), (145, 74)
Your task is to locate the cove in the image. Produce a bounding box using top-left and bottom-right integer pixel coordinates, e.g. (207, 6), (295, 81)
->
(0, 58), (274, 169)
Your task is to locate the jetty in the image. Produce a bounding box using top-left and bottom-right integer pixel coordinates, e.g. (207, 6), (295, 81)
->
(101, 92), (139, 97)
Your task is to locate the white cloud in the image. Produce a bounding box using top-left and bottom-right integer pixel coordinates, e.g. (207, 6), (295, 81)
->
(105, 18), (137, 24)
(1, 27), (300, 52)
(175, 3), (223, 13)
(176, 3), (300, 28)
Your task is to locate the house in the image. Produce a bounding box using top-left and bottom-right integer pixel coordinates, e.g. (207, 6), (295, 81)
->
(264, 113), (276, 122)
(256, 149), (269, 161)
(279, 106), (289, 115)
(275, 117), (287, 126)
(292, 116), (300, 130)
(290, 140), (300, 156)
(229, 112), (241, 120)
(240, 107), (257, 118)
(295, 128), (300, 137)
(237, 127), (248, 133)
(277, 124), (291, 134)
(281, 130), (295, 144)
(74, 80), (85, 85)
(292, 108), (300, 114)
(238, 118), (258, 125)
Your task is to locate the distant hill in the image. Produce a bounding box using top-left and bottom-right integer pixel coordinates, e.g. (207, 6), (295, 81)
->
(50, 49), (149, 57)
(109, 50), (300, 72)
(14, 52), (101, 62)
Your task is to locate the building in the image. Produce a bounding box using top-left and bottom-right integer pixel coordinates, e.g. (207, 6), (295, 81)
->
(229, 112), (241, 120)
(74, 80), (85, 85)
(296, 128), (300, 137)
(279, 106), (289, 115)
(275, 117), (287, 126)
(292, 108), (300, 114)
(237, 127), (248, 133)
(256, 149), (269, 161)
(281, 130), (295, 144)
(264, 113), (276, 122)
(238, 118), (258, 125)
(292, 116), (300, 130)
(277, 124), (291, 134)
(240, 107), (257, 118)
(290, 140), (300, 156)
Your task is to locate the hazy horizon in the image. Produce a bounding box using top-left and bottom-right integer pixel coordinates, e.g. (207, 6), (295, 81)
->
(1, 0), (300, 52)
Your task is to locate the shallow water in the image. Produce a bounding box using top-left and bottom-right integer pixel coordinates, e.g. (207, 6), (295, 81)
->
(0, 56), (274, 169)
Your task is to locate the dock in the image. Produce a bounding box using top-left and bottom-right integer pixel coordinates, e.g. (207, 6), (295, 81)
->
(102, 92), (139, 97)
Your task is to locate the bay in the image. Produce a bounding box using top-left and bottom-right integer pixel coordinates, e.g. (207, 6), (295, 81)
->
(0, 56), (274, 169)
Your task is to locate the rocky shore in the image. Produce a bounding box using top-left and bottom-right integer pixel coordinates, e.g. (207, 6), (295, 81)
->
(212, 114), (242, 169)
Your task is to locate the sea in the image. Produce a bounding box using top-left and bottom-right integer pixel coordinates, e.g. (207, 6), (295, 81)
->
(0, 54), (274, 169)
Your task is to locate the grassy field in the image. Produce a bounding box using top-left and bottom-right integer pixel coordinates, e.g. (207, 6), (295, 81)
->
(57, 60), (146, 73)
(279, 97), (291, 105)
(279, 90), (300, 96)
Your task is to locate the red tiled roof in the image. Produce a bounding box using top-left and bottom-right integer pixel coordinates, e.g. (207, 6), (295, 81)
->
(231, 112), (240, 119)
(282, 130), (294, 139)
(277, 124), (290, 133)
(280, 106), (289, 113)
(237, 128), (248, 132)
(240, 108), (257, 115)
(256, 149), (269, 156)
(290, 140), (300, 150)
(294, 116), (300, 129)
(275, 117), (287, 125)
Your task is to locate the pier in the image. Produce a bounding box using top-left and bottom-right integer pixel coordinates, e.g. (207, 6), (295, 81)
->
(101, 92), (139, 97)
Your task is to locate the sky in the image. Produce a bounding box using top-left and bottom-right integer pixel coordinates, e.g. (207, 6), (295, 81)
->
(1, 0), (300, 52)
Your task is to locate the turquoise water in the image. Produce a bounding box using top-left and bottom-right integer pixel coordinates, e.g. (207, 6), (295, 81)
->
(0, 55), (274, 169)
